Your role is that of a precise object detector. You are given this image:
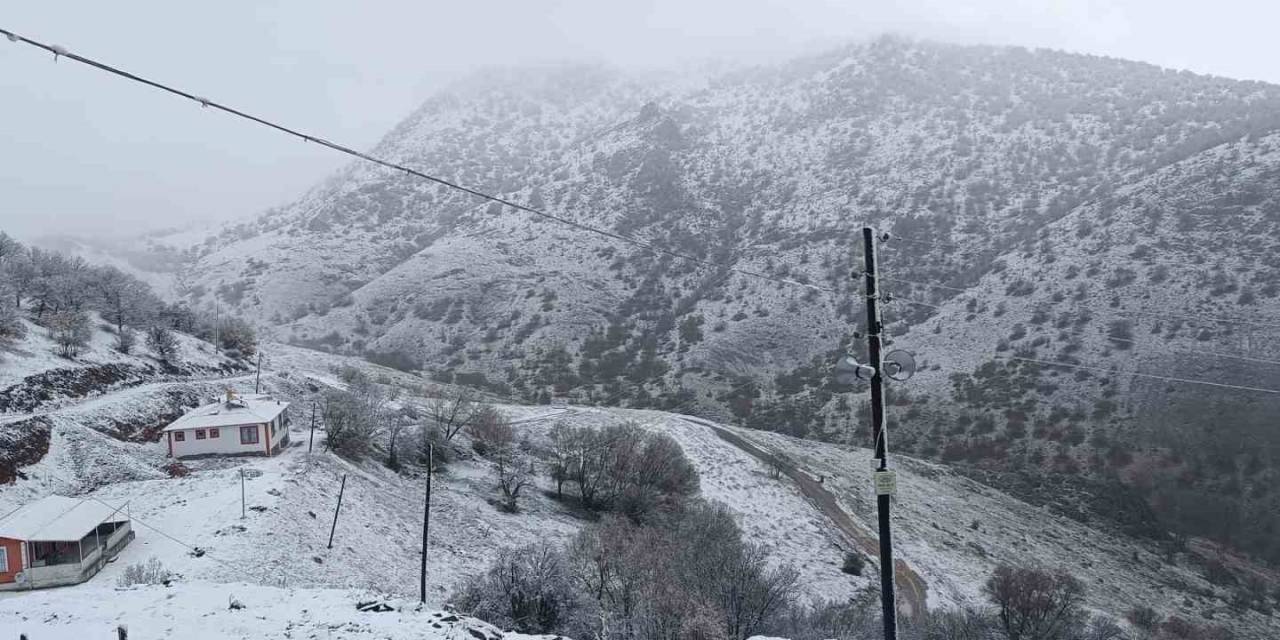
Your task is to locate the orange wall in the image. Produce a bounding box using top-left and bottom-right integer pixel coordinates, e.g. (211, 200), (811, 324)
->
(0, 537), (23, 583)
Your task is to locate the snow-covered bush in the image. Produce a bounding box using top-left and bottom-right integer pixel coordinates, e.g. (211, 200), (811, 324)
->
(49, 310), (92, 358)
(0, 296), (25, 347)
(453, 542), (581, 636)
(114, 327), (137, 354)
(146, 325), (181, 363)
(117, 557), (173, 587)
(841, 551), (865, 576)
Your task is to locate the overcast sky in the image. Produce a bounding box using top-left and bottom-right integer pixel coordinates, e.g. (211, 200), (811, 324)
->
(2, 1), (1279, 242)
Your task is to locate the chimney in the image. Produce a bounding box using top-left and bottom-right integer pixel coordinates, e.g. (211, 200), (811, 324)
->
(225, 389), (235, 404)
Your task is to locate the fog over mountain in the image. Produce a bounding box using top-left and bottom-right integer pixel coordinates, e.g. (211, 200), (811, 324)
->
(5, 1), (1280, 239)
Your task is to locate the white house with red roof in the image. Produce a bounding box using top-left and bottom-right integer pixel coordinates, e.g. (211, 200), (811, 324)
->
(164, 390), (291, 458)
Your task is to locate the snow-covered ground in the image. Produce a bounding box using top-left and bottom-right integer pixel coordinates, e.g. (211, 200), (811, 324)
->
(3, 341), (1278, 638)
(2, 583), (557, 640)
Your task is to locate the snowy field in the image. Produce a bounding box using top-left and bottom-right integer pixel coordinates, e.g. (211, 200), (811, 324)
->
(2, 583), (559, 640)
(3, 339), (1278, 638)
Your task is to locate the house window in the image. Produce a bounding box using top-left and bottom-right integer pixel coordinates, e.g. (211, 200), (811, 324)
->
(174, 431), (185, 442)
(209, 428), (219, 438)
(240, 426), (259, 445)
(0, 546), (8, 573)
(195, 429), (206, 440)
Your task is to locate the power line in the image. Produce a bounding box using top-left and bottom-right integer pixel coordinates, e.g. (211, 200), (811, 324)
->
(997, 355), (1280, 395)
(1117, 308), (1280, 331)
(877, 275), (969, 293)
(891, 296), (948, 311)
(879, 268), (1280, 330)
(0, 26), (827, 296)
(38, 468), (297, 587)
(1021, 319), (1280, 368)
(883, 235), (959, 250)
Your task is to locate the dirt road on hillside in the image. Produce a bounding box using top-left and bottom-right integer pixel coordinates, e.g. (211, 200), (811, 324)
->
(681, 417), (929, 619)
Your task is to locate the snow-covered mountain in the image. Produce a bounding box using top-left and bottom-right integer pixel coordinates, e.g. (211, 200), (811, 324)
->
(86, 37), (1280, 564)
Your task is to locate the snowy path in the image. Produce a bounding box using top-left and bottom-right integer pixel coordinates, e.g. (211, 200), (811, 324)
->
(0, 373), (257, 424)
(680, 416), (930, 619)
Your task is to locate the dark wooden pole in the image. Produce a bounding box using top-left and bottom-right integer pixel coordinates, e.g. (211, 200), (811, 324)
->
(420, 443), (433, 603)
(307, 402), (317, 454)
(327, 474), (347, 549)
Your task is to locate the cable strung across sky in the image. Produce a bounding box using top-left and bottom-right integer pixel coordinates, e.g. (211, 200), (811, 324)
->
(0, 25), (826, 296)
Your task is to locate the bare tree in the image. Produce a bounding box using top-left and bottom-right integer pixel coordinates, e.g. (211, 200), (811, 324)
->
(216, 316), (258, 358)
(3, 249), (37, 310)
(427, 388), (478, 441)
(322, 370), (390, 459)
(384, 401), (417, 471)
(114, 326), (137, 354)
(95, 266), (152, 335)
(0, 291), (25, 349)
(468, 404), (512, 455)
(49, 310), (92, 358)
(547, 421), (577, 498)
(494, 442), (535, 512)
(146, 324), (181, 363)
(983, 564), (1085, 640)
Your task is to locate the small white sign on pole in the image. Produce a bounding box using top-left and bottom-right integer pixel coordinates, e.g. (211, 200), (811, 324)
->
(873, 470), (897, 496)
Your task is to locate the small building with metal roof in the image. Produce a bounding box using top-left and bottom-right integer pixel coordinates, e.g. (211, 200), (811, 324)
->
(0, 494), (134, 590)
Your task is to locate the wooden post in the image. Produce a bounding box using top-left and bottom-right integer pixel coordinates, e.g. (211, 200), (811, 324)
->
(420, 443), (432, 603)
(327, 474), (347, 549)
(307, 402), (317, 454)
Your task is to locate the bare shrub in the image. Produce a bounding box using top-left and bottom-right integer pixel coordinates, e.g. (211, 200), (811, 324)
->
(321, 369), (390, 459)
(920, 606), (995, 640)
(841, 551), (865, 576)
(548, 422), (698, 520)
(146, 324), (181, 363)
(49, 310), (92, 358)
(567, 502), (798, 640)
(427, 388), (478, 441)
(117, 557), (174, 587)
(1126, 605), (1160, 631)
(453, 542), (581, 635)
(469, 404), (513, 456)
(417, 424), (452, 471)
(983, 564), (1085, 640)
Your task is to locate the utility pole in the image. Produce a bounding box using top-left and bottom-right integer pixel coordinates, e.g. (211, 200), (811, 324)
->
(861, 225), (898, 640)
(240, 468), (246, 519)
(420, 443), (433, 603)
(214, 302), (220, 353)
(254, 352), (262, 394)
(327, 474), (347, 549)
(307, 402), (317, 455)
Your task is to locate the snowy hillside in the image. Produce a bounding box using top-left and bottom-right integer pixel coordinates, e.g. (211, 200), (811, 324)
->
(2, 343), (1277, 637)
(110, 36), (1280, 567)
